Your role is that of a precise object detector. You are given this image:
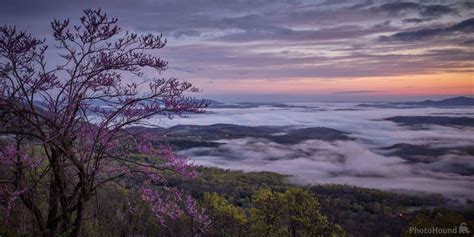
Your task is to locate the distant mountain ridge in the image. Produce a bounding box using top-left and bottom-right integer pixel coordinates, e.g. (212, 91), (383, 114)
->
(208, 97), (474, 109)
(409, 97), (474, 106)
(358, 96), (474, 108)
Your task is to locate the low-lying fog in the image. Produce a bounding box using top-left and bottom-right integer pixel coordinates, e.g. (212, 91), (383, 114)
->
(149, 103), (474, 199)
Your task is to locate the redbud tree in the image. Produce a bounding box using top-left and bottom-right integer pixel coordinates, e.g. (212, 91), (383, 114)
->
(0, 9), (209, 236)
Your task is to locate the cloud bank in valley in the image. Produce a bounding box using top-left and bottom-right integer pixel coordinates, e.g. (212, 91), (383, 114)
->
(173, 104), (474, 198)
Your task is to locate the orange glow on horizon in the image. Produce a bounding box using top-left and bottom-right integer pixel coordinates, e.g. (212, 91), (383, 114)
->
(196, 72), (473, 96)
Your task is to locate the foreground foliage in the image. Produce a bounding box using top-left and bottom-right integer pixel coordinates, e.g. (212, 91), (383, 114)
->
(2, 165), (473, 236)
(174, 167), (473, 237)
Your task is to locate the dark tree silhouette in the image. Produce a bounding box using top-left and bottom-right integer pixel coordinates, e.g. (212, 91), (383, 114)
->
(0, 9), (209, 236)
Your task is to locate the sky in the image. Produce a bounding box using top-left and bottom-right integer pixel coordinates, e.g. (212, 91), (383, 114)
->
(1, 0), (473, 102)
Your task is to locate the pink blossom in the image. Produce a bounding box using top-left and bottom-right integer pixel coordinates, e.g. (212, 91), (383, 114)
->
(0, 186), (27, 217)
(140, 187), (211, 233)
(137, 142), (152, 154)
(0, 145), (42, 168)
(158, 145), (198, 179)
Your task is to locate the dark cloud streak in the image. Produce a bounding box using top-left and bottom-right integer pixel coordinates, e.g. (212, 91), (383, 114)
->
(382, 17), (474, 41)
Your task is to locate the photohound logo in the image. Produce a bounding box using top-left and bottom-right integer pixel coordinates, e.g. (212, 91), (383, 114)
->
(459, 223), (470, 234)
(408, 223), (470, 235)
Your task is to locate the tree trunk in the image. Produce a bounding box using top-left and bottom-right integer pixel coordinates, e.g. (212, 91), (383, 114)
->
(70, 196), (84, 237)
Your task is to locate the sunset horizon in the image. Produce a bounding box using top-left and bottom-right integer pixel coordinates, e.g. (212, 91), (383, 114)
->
(1, 0), (472, 102)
